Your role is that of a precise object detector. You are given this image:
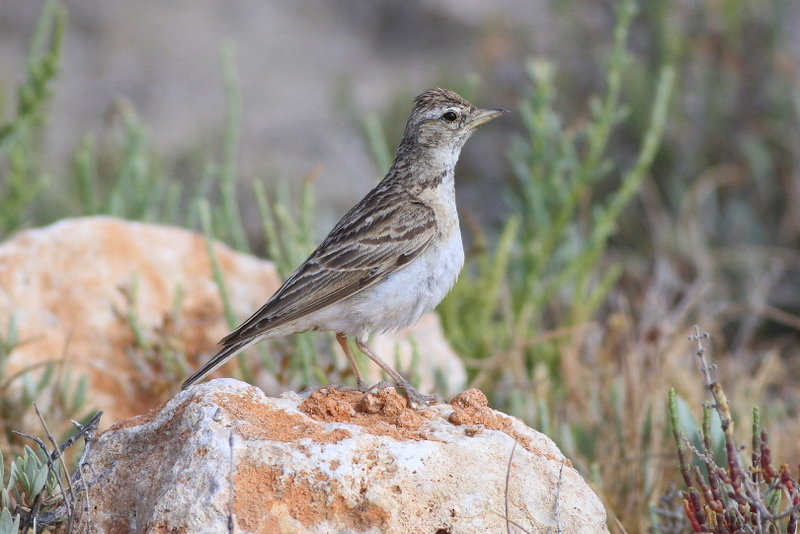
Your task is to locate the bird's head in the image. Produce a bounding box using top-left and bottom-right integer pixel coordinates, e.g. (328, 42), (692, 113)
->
(400, 88), (508, 160)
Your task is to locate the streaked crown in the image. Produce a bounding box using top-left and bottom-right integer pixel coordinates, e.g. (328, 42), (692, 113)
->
(412, 88), (476, 116)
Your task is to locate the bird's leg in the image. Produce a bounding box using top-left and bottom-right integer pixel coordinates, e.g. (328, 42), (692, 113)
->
(336, 333), (368, 390)
(355, 336), (442, 407)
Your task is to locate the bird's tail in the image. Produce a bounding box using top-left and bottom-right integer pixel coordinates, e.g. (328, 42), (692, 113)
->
(181, 337), (262, 390)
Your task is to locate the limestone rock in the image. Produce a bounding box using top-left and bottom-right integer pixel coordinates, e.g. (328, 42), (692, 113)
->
(73, 380), (609, 534)
(0, 217), (465, 427)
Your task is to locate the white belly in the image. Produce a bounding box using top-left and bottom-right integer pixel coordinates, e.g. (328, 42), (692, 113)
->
(303, 229), (464, 337)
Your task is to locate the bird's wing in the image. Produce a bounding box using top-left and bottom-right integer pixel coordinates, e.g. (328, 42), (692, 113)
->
(220, 197), (437, 345)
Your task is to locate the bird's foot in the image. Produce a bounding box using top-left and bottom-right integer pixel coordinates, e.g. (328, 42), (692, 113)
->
(299, 382), (366, 397)
(362, 380), (395, 394)
(393, 379), (443, 407)
(300, 381), (441, 408)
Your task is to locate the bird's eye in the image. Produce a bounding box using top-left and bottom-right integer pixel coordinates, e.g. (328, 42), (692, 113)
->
(442, 111), (458, 122)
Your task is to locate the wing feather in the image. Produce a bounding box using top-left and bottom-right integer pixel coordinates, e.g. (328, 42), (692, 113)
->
(220, 194), (436, 345)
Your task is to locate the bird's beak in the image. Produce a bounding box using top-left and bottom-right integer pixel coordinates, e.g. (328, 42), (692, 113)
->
(468, 108), (509, 128)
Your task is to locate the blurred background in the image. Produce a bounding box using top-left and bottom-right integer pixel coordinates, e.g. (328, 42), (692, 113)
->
(2, 0), (537, 228)
(1, 0), (797, 254)
(0, 0), (685, 229)
(2, 0), (797, 241)
(2, 0), (800, 532)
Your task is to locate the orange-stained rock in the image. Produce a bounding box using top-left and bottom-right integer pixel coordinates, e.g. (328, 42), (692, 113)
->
(0, 217), (465, 427)
(71, 380), (609, 534)
(0, 216), (271, 425)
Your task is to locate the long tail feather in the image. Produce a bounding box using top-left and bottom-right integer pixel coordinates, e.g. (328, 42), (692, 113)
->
(181, 337), (262, 390)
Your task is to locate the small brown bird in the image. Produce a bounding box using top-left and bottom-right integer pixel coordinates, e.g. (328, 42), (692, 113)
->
(182, 88), (507, 405)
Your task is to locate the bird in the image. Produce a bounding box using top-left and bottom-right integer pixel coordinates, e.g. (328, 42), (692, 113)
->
(182, 88), (507, 406)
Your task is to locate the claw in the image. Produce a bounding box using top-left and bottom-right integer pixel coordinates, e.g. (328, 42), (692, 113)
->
(393, 379), (443, 407)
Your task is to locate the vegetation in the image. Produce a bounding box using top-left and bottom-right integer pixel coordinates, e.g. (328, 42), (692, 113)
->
(663, 329), (800, 534)
(0, 0), (798, 532)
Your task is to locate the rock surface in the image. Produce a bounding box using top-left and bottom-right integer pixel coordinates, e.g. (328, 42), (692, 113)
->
(73, 381), (609, 534)
(0, 217), (465, 426)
